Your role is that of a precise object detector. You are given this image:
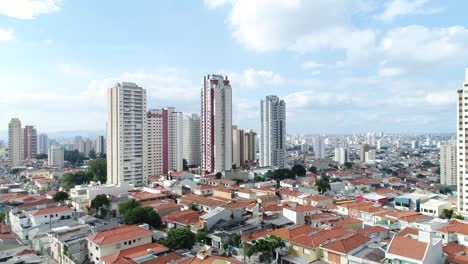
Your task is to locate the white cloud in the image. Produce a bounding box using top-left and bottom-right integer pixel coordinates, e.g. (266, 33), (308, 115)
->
(425, 91), (455, 106)
(375, 0), (443, 22)
(226, 68), (285, 89)
(302, 61), (323, 69)
(58, 64), (89, 77)
(0, 0), (61, 19)
(0, 28), (14, 41)
(203, 0), (232, 9)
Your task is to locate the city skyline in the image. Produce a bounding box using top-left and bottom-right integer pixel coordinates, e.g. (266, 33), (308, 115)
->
(0, 1), (466, 134)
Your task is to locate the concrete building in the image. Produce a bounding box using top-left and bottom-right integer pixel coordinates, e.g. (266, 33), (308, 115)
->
(458, 68), (468, 216)
(73, 136), (84, 153)
(201, 75), (232, 175)
(334, 147), (348, 165)
(183, 113), (201, 167)
(95, 135), (106, 156)
(244, 130), (257, 163)
(23, 125), (37, 160)
(48, 224), (91, 264)
(84, 138), (94, 156)
(359, 144), (370, 162)
(107, 82), (147, 186)
(412, 140), (420, 149)
(37, 133), (49, 155)
(8, 118), (23, 167)
(232, 126), (245, 168)
(440, 140), (456, 186)
(314, 136), (325, 159)
(145, 107), (183, 176)
(259, 95), (286, 167)
(365, 150), (376, 162)
(48, 144), (64, 168)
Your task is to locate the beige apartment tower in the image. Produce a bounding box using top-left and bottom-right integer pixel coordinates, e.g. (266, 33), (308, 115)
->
(440, 140), (456, 186)
(8, 118), (23, 167)
(107, 82), (147, 186)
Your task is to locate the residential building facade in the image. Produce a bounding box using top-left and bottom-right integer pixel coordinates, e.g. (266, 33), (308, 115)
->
(183, 113), (201, 167)
(8, 118), (23, 167)
(259, 95), (286, 167)
(440, 140), (456, 186)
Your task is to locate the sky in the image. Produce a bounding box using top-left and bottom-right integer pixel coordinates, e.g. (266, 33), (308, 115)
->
(0, 0), (466, 135)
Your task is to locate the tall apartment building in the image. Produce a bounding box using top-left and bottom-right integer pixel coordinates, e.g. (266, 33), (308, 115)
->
(457, 68), (468, 215)
(201, 75), (232, 175)
(83, 138), (94, 156)
(334, 147), (348, 165)
(232, 126), (245, 168)
(244, 130), (257, 163)
(95, 136), (106, 156)
(365, 150), (376, 162)
(359, 144), (371, 162)
(183, 113), (201, 167)
(314, 136), (325, 159)
(23, 125), (37, 160)
(107, 82), (146, 186)
(37, 133), (49, 155)
(145, 107), (183, 176)
(8, 118), (23, 167)
(440, 140), (456, 186)
(259, 95), (286, 167)
(74, 136), (84, 153)
(49, 144), (65, 168)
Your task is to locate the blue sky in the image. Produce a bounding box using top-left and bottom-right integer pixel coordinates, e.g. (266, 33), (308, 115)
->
(0, 0), (466, 135)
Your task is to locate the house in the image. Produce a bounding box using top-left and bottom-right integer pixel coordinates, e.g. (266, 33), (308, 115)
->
(303, 195), (334, 208)
(436, 220), (468, 244)
(236, 188), (257, 199)
(394, 193), (430, 211)
(320, 234), (370, 264)
(305, 213), (340, 227)
(177, 194), (228, 212)
(177, 245), (244, 264)
(101, 242), (169, 264)
(193, 185), (217, 196)
(386, 230), (443, 264)
(420, 199), (451, 217)
(86, 225), (152, 263)
(282, 227), (352, 264)
(199, 207), (243, 231)
(169, 171), (195, 180)
(48, 224), (91, 264)
(356, 226), (389, 242)
(212, 186), (233, 200)
(162, 210), (200, 229)
(283, 205), (321, 225)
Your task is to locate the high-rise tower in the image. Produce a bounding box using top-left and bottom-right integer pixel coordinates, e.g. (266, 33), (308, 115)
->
(259, 95), (286, 167)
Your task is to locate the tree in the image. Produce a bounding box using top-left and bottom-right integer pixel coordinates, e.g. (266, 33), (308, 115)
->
(88, 158), (107, 183)
(183, 159), (189, 171)
(453, 213), (464, 220)
(246, 235), (284, 264)
(36, 154), (48, 160)
(91, 194), (109, 210)
(344, 162), (353, 169)
(190, 203), (200, 211)
(123, 206), (162, 228)
(0, 212), (5, 223)
(88, 149), (97, 159)
(53, 191), (69, 203)
(443, 209), (454, 219)
(315, 175), (331, 194)
(291, 164), (306, 177)
(64, 150), (87, 165)
(9, 168), (22, 175)
(161, 227), (196, 250)
(308, 166), (317, 174)
(440, 187), (453, 195)
(60, 171), (93, 190)
(196, 231), (206, 242)
(416, 174), (425, 179)
(118, 199), (139, 215)
(215, 172), (222, 179)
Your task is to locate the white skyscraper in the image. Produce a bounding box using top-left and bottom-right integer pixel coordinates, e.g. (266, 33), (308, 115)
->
(334, 147), (348, 165)
(8, 118), (23, 167)
(440, 140), (456, 186)
(74, 136), (84, 153)
(201, 75), (232, 175)
(365, 150), (376, 162)
(457, 68), (468, 215)
(411, 140), (419, 149)
(182, 113), (201, 167)
(23, 125), (37, 160)
(107, 82), (147, 186)
(145, 107), (183, 176)
(259, 95), (286, 167)
(95, 136), (106, 156)
(314, 136), (325, 159)
(37, 133), (49, 155)
(48, 144), (64, 168)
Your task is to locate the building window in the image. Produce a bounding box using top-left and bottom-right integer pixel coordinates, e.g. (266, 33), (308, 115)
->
(292, 245), (299, 251)
(304, 249), (311, 255)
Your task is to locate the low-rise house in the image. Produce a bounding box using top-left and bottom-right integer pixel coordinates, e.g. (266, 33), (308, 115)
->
(236, 188), (257, 199)
(420, 199), (451, 217)
(86, 225), (152, 263)
(356, 226), (389, 242)
(177, 194), (228, 212)
(199, 207), (243, 231)
(212, 186), (234, 200)
(320, 234), (370, 264)
(101, 242), (169, 264)
(162, 210), (200, 229)
(386, 230), (444, 264)
(283, 205), (321, 225)
(436, 220), (468, 244)
(394, 193), (430, 211)
(48, 224), (91, 264)
(305, 213), (340, 227)
(193, 185), (217, 196)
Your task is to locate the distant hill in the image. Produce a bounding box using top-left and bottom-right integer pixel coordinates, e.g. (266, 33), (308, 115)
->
(0, 130), (105, 143)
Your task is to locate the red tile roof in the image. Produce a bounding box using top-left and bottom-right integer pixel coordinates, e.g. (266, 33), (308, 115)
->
(101, 243), (168, 264)
(291, 227), (353, 248)
(87, 225), (152, 246)
(387, 236), (428, 261)
(241, 229), (273, 242)
(285, 205), (320, 213)
(30, 206), (71, 216)
(321, 234), (369, 254)
(270, 225), (316, 241)
(162, 210), (200, 225)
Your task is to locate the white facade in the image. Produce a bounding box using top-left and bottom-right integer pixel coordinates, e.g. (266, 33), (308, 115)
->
(145, 107), (183, 176)
(74, 136), (84, 153)
(365, 150), (377, 162)
(412, 140), (420, 149)
(232, 126), (244, 168)
(48, 144), (64, 168)
(314, 136), (325, 159)
(70, 181), (134, 201)
(37, 133), (49, 155)
(259, 95), (286, 167)
(458, 68), (468, 216)
(201, 75), (232, 174)
(107, 82), (147, 186)
(8, 118), (23, 167)
(183, 113), (201, 167)
(440, 140), (456, 186)
(334, 147), (348, 165)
